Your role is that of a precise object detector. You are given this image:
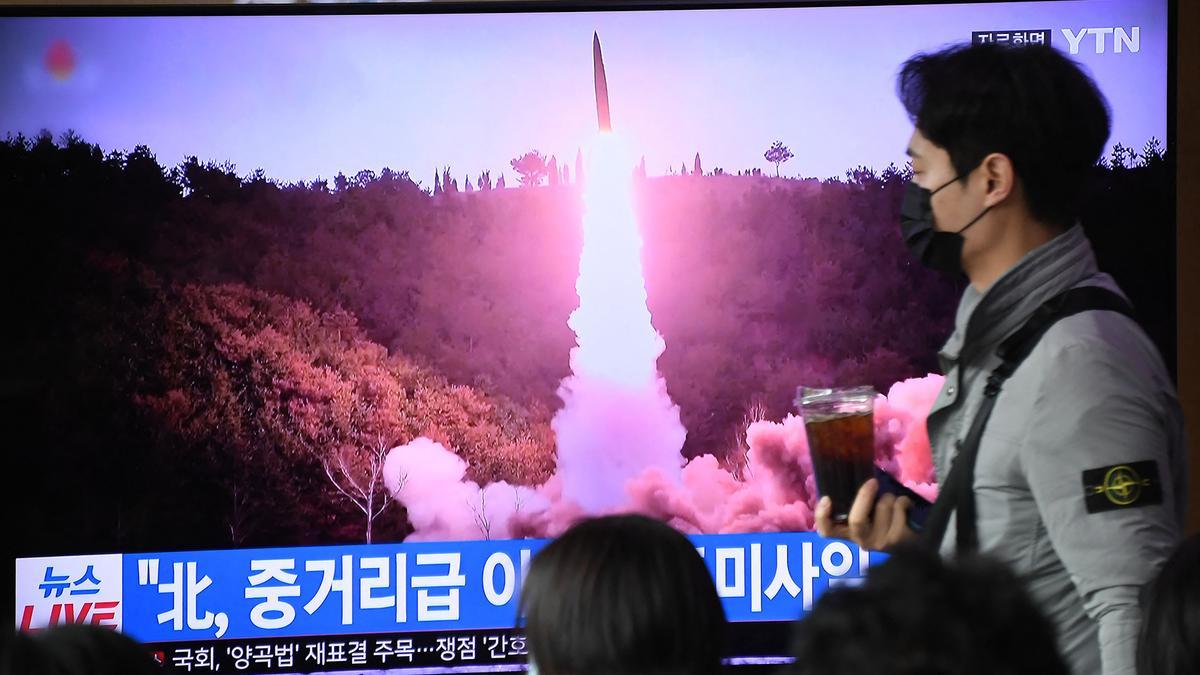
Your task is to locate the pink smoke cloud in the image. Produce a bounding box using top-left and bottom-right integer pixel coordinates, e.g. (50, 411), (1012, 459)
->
(386, 374), (943, 540)
(382, 437), (549, 541)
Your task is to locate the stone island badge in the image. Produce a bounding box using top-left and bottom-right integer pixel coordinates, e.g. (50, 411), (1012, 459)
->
(1082, 460), (1162, 513)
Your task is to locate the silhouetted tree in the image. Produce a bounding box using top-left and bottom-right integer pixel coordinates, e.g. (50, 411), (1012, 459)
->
(1141, 137), (1164, 166)
(1109, 143), (1135, 170)
(764, 141), (794, 177)
(353, 169), (377, 188)
(511, 150), (549, 187)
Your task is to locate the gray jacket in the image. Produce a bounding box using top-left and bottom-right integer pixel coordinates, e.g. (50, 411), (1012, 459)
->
(926, 225), (1186, 675)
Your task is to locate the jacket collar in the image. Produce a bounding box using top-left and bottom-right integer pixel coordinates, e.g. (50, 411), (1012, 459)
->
(939, 224), (1099, 365)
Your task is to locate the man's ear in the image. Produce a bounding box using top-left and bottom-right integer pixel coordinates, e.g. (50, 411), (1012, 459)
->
(979, 152), (1014, 207)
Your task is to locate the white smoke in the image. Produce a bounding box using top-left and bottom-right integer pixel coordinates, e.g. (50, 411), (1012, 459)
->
(552, 132), (687, 513)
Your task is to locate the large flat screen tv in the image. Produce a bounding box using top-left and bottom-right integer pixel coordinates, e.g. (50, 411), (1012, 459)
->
(4, 0), (1173, 672)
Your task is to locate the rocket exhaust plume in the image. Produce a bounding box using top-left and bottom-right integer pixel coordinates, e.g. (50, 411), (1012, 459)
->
(552, 33), (686, 513)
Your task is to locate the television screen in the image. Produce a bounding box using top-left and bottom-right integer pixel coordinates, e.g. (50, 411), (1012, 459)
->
(5, 0), (1172, 672)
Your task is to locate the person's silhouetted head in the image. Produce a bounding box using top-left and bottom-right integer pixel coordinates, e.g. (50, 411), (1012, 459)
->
(788, 545), (1067, 675)
(1, 624), (168, 675)
(519, 514), (725, 675)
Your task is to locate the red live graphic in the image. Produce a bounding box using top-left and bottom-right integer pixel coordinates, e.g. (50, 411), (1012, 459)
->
(19, 601), (119, 631)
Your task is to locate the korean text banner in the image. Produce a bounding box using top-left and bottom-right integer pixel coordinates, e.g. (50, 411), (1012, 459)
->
(17, 532), (883, 643)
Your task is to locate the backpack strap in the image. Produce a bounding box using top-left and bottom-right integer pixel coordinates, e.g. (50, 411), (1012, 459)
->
(922, 286), (1135, 555)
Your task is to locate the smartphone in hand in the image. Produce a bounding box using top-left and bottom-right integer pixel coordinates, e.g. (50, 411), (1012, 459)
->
(873, 465), (932, 533)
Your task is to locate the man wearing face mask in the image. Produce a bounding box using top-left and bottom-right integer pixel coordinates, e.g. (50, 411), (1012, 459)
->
(815, 43), (1185, 675)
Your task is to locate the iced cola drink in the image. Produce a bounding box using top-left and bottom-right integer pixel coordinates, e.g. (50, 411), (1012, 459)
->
(797, 386), (876, 524)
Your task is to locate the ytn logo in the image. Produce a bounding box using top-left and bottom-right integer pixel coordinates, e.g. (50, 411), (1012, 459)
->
(1061, 27), (1140, 54)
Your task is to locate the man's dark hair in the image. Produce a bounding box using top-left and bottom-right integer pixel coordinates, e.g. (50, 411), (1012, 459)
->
(897, 42), (1110, 228)
(519, 514), (726, 675)
(787, 545), (1068, 675)
(1138, 534), (1200, 675)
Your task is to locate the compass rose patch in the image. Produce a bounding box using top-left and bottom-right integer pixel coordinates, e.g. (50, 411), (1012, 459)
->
(1082, 460), (1162, 513)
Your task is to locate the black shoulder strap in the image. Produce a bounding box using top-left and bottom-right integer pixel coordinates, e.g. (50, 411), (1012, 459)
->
(922, 286), (1135, 555)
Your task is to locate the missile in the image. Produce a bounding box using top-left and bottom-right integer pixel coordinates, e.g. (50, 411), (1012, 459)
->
(593, 32), (612, 132)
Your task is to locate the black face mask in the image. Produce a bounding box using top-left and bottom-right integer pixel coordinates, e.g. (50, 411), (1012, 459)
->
(899, 175), (992, 276)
